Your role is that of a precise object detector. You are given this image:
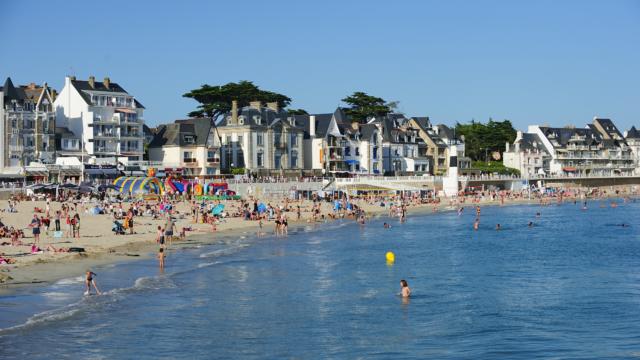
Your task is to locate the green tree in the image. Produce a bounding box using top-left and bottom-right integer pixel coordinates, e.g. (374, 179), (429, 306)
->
(455, 119), (517, 161)
(341, 91), (392, 123)
(286, 108), (308, 115)
(183, 81), (292, 119)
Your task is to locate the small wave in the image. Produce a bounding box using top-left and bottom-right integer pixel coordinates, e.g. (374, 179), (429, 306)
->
(54, 276), (84, 286)
(199, 245), (248, 259)
(0, 300), (86, 334)
(0, 274), (176, 334)
(198, 261), (222, 268)
(42, 291), (75, 300)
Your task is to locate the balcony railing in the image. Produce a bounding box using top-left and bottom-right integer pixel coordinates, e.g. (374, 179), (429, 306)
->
(207, 158), (220, 165)
(182, 159), (199, 167)
(95, 147), (117, 153)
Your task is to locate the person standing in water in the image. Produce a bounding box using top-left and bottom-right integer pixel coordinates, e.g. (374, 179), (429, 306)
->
(158, 247), (165, 270)
(400, 279), (411, 297)
(85, 270), (100, 295)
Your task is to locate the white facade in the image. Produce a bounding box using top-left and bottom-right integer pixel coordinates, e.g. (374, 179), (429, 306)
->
(216, 102), (305, 174)
(54, 76), (145, 163)
(503, 131), (550, 176)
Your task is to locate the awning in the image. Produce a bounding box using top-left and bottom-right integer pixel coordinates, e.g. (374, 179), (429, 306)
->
(562, 167), (576, 172)
(115, 108), (136, 114)
(85, 169), (104, 175)
(85, 167), (121, 176)
(25, 169), (49, 177)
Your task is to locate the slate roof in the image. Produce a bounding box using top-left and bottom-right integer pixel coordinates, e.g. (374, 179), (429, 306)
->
(2, 77), (54, 107)
(219, 106), (291, 127)
(149, 118), (212, 148)
(359, 123), (378, 140)
(513, 133), (549, 154)
(70, 78), (145, 109)
(294, 113), (333, 139)
(626, 126), (640, 139)
(593, 118), (624, 140)
(55, 126), (79, 138)
(538, 126), (608, 148)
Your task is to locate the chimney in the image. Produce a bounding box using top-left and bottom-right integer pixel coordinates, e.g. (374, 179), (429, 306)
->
(28, 83), (36, 90)
(51, 89), (57, 101)
(103, 77), (110, 89)
(69, 75), (76, 81)
(88, 76), (95, 88)
(516, 131), (523, 141)
(249, 100), (262, 109)
(505, 142), (510, 152)
(309, 115), (316, 137)
(231, 100), (238, 125)
(266, 102), (279, 112)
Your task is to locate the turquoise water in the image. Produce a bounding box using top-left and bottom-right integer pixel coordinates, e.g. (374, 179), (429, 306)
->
(2, 200), (640, 359)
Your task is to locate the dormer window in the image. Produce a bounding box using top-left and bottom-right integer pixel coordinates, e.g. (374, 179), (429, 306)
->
(238, 115), (245, 125)
(253, 115), (262, 125)
(184, 135), (195, 144)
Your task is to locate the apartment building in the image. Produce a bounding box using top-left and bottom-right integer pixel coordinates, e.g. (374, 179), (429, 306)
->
(54, 76), (145, 163)
(515, 118), (634, 176)
(0, 77), (56, 174)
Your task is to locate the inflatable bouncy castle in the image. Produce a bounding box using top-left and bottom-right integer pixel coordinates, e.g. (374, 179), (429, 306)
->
(113, 177), (165, 196)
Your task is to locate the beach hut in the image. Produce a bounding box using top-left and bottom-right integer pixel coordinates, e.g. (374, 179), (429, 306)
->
(113, 176), (165, 195)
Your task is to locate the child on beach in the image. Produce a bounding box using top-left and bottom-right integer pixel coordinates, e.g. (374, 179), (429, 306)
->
(158, 247), (165, 270)
(85, 270), (100, 295)
(156, 226), (165, 247)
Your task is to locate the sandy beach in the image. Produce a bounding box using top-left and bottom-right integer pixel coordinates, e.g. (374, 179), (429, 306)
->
(0, 185), (636, 291)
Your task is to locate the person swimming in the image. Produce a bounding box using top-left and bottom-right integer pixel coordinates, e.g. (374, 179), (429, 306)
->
(528, 221), (533, 227)
(400, 279), (411, 298)
(495, 223), (501, 230)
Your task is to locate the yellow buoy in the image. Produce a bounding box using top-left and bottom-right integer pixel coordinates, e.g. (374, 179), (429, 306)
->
(386, 251), (395, 263)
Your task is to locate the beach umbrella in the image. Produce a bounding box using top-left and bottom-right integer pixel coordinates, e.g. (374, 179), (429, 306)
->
(78, 185), (94, 193)
(60, 183), (79, 189)
(97, 184), (119, 192)
(211, 204), (225, 216)
(257, 203), (267, 213)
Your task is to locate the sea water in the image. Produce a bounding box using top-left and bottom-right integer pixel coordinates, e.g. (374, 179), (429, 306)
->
(2, 201), (640, 359)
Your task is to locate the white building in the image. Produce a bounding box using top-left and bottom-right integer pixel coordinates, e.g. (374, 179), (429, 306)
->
(521, 118), (634, 176)
(624, 127), (640, 175)
(380, 114), (430, 175)
(148, 118), (220, 177)
(54, 76), (145, 163)
(503, 131), (551, 176)
(217, 101), (305, 175)
(297, 109), (384, 175)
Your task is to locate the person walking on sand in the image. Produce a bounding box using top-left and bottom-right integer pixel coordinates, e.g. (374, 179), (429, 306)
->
(85, 270), (101, 295)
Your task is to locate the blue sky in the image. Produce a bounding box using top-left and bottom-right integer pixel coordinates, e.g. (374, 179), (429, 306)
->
(1, 0), (639, 130)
